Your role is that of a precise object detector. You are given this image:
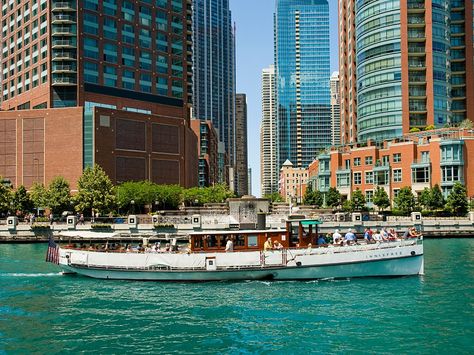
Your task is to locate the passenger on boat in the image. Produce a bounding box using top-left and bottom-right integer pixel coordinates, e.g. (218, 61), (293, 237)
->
(264, 237), (273, 251)
(381, 228), (390, 241)
(273, 240), (283, 250)
(373, 230), (383, 242)
(306, 243), (312, 254)
(344, 229), (357, 245)
(388, 228), (398, 240)
(225, 237), (234, 252)
(317, 235), (326, 246)
(409, 227), (421, 238)
(332, 229), (342, 245)
(364, 228), (373, 243)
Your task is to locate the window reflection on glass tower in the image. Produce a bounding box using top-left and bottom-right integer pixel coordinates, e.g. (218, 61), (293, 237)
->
(274, 0), (332, 169)
(192, 0), (236, 183)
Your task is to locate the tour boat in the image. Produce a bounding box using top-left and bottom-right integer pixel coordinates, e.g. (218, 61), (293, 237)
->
(49, 219), (424, 281)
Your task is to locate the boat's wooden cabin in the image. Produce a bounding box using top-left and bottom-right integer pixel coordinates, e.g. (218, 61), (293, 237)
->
(189, 219), (322, 252)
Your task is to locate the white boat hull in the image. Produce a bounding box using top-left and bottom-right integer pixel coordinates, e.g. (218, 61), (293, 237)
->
(58, 241), (424, 281)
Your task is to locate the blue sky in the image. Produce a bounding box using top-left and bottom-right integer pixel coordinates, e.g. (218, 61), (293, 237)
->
(230, 0), (338, 197)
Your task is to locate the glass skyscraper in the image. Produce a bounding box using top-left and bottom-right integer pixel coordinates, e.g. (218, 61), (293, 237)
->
(192, 0), (236, 172)
(275, 0), (331, 169)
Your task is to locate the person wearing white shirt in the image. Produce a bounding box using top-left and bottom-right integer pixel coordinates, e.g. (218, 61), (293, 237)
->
(332, 229), (342, 245)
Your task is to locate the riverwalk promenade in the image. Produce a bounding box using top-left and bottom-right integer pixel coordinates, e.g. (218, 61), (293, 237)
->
(1, 208), (474, 242)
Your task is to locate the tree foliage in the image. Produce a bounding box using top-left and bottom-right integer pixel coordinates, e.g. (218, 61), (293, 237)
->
(373, 186), (390, 212)
(264, 192), (284, 203)
(446, 182), (468, 216)
(350, 189), (366, 211)
(74, 165), (115, 215)
(303, 184), (323, 207)
(325, 187), (341, 208)
(47, 176), (71, 214)
(458, 119), (474, 129)
(153, 184), (183, 210)
(29, 182), (48, 213)
(12, 185), (32, 215)
(182, 184), (234, 206)
(0, 180), (12, 215)
(394, 187), (416, 215)
(419, 184), (445, 211)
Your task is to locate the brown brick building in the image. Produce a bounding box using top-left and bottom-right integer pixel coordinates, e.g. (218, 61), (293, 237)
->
(0, 0), (198, 189)
(191, 119), (218, 187)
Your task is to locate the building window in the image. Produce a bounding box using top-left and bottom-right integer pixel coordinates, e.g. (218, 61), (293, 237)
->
(382, 155), (390, 165)
(337, 173), (350, 188)
(412, 167), (430, 183)
(421, 151), (430, 162)
(375, 170), (389, 185)
(354, 157), (361, 166)
(353, 172), (361, 185)
(365, 190), (373, 204)
(345, 159), (350, 169)
(365, 171), (373, 184)
(393, 168), (402, 182)
(393, 189), (400, 198)
(393, 153), (401, 163)
(365, 156), (373, 165)
(84, 37), (99, 59)
(441, 166), (462, 183)
(84, 61), (99, 83)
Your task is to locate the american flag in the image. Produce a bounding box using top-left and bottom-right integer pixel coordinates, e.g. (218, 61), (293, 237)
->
(46, 237), (59, 264)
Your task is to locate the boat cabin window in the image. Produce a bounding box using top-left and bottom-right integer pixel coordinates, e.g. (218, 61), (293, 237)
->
(193, 237), (204, 249)
(235, 234), (245, 247)
(206, 235), (218, 248)
(247, 235), (258, 247)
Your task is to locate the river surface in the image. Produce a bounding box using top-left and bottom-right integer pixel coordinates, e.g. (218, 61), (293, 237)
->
(1, 239), (473, 354)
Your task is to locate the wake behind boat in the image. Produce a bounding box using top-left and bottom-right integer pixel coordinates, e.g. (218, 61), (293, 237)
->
(47, 219), (424, 281)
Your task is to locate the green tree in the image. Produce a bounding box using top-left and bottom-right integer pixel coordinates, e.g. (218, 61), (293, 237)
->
(153, 184), (182, 210)
(207, 184), (234, 203)
(409, 127), (421, 133)
(430, 184), (445, 210)
(47, 176), (71, 215)
(373, 186), (390, 212)
(12, 185), (33, 215)
(418, 187), (431, 210)
(350, 189), (366, 211)
(325, 187), (341, 208)
(264, 192), (284, 203)
(446, 182), (468, 216)
(342, 199), (352, 212)
(183, 187), (205, 206)
(0, 181), (12, 215)
(116, 181), (156, 213)
(394, 187), (416, 215)
(303, 184), (323, 207)
(74, 165), (115, 215)
(29, 182), (48, 215)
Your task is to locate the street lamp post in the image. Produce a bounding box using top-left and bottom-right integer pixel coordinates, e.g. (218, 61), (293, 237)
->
(131, 200), (135, 214)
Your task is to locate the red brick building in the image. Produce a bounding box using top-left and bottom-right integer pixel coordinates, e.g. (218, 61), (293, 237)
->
(279, 160), (308, 204)
(308, 129), (474, 206)
(0, 0), (198, 190)
(191, 119), (219, 187)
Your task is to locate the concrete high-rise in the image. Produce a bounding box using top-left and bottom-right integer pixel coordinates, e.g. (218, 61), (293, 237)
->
(338, 0), (357, 145)
(192, 0), (236, 183)
(340, 0), (474, 143)
(260, 65), (278, 196)
(274, 0), (332, 169)
(330, 72), (341, 146)
(235, 93), (248, 196)
(0, 0), (198, 189)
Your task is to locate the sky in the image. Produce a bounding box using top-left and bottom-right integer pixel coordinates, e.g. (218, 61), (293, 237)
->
(230, 0), (339, 197)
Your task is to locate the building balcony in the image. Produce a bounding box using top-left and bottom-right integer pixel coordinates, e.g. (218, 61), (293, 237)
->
(52, 64), (77, 73)
(51, 2), (76, 11)
(51, 14), (76, 24)
(52, 27), (76, 36)
(411, 159), (430, 168)
(51, 76), (77, 86)
(52, 52), (77, 61)
(51, 39), (76, 48)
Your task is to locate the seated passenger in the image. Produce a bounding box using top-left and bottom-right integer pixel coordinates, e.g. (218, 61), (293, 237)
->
(364, 228), (373, 243)
(306, 243), (312, 254)
(344, 229), (357, 245)
(225, 237), (234, 252)
(317, 235), (326, 246)
(332, 229), (342, 245)
(372, 230), (382, 242)
(263, 237), (273, 251)
(273, 240), (283, 250)
(409, 227), (420, 238)
(388, 228), (397, 240)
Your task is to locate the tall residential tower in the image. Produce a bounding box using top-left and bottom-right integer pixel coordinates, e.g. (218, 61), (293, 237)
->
(340, 0), (474, 143)
(330, 71), (341, 146)
(274, 0), (332, 169)
(192, 0), (236, 183)
(260, 65), (278, 196)
(0, 0), (198, 189)
(235, 93), (248, 196)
